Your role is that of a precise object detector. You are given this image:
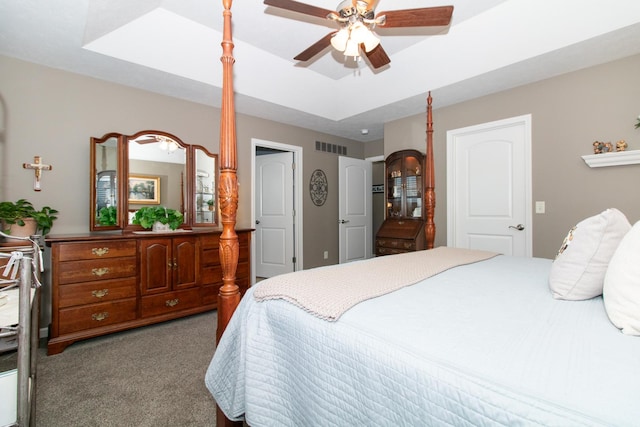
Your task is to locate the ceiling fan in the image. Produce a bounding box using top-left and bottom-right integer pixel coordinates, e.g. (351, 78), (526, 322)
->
(264, 0), (454, 69)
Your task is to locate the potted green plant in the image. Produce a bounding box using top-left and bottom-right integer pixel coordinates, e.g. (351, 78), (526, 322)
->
(207, 199), (215, 211)
(131, 206), (184, 231)
(98, 206), (118, 226)
(0, 199), (59, 240)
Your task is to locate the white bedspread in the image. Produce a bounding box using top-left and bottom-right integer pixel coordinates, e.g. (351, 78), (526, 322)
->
(254, 247), (497, 321)
(206, 255), (640, 426)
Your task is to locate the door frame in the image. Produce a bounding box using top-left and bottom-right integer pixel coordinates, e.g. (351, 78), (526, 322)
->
(367, 155), (385, 256)
(251, 138), (303, 283)
(255, 151), (295, 278)
(446, 114), (532, 256)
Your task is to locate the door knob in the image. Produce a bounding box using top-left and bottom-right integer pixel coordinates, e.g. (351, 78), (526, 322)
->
(255, 220), (260, 225)
(509, 224), (525, 231)
(339, 219), (350, 224)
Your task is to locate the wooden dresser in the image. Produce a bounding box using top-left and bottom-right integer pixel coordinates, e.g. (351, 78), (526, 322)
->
(46, 229), (251, 354)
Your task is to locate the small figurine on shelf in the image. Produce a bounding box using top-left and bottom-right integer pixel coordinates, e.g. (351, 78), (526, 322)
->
(616, 139), (628, 152)
(593, 141), (604, 154)
(593, 141), (614, 154)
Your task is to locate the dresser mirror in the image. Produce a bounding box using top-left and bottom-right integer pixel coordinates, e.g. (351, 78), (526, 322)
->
(194, 147), (217, 225)
(90, 130), (218, 231)
(90, 134), (120, 230)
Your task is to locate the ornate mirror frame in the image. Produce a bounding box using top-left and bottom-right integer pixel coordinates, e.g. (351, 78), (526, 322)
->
(90, 130), (218, 231)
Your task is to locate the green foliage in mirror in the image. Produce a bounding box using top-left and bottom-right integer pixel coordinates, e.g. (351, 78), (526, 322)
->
(98, 206), (118, 226)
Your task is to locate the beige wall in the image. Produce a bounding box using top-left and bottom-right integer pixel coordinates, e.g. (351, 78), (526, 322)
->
(385, 54), (640, 258)
(3, 53), (638, 265)
(0, 55), (372, 271)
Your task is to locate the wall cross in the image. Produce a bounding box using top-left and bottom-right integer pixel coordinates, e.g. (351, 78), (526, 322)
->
(23, 156), (53, 191)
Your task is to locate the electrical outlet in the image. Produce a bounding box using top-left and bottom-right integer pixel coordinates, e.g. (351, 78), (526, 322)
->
(535, 201), (545, 214)
(323, 251), (328, 259)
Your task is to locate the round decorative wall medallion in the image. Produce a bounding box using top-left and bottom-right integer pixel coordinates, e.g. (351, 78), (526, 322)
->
(309, 169), (328, 206)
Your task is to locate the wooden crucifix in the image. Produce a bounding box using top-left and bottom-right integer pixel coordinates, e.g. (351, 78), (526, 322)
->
(23, 156), (52, 191)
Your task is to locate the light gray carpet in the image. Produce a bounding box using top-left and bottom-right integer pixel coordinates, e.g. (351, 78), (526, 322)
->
(35, 311), (218, 427)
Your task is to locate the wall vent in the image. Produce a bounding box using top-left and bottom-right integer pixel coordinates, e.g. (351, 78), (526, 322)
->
(316, 140), (347, 156)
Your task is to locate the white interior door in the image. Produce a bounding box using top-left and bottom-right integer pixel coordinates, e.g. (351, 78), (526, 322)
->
(255, 151), (294, 277)
(339, 156), (372, 263)
(447, 115), (532, 256)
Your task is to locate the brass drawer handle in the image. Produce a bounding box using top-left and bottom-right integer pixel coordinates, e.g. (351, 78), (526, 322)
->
(91, 267), (110, 277)
(92, 247), (110, 257)
(92, 312), (109, 321)
(165, 299), (179, 307)
(92, 289), (109, 298)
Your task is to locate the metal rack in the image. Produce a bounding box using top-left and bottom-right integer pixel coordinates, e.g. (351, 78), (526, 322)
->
(1, 233), (42, 427)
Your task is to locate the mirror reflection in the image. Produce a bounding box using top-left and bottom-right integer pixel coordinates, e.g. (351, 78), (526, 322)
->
(92, 135), (119, 229)
(128, 135), (187, 225)
(89, 130), (218, 231)
(194, 147), (216, 224)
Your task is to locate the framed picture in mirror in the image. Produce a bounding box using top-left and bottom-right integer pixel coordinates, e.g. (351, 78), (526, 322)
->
(128, 175), (160, 204)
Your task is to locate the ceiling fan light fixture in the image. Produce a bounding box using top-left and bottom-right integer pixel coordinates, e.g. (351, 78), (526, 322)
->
(343, 38), (360, 58)
(348, 21), (380, 53)
(331, 28), (349, 51)
(157, 136), (179, 152)
(361, 28), (379, 52)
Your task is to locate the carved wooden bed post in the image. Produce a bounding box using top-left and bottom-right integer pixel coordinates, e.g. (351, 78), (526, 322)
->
(424, 92), (436, 249)
(216, 1), (243, 426)
(217, 0), (240, 344)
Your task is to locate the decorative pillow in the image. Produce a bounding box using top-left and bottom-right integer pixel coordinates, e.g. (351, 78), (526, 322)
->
(603, 220), (640, 335)
(549, 208), (631, 300)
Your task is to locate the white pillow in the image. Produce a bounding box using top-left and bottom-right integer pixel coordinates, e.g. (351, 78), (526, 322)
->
(549, 208), (631, 300)
(604, 220), (640, 335)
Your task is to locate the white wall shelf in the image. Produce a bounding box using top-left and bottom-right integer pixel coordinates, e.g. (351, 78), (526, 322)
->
(581, 150), (640, 168)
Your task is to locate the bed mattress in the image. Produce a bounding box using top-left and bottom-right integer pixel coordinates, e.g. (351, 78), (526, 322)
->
(206, 255), (640, 426)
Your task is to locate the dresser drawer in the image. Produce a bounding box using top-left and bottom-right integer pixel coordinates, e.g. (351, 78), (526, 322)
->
(202, 260), (249, 284)
(202, 246), (220, 268)
(58, 277), (137, 308)
(58, 298), (137, 335)
(201, 264), (222, 285)
(201, 283), (221, 306)
(140, 288), (201, 318)
(200, 234), (220, 250)
(58, 240), (137, 261)
(376, 246), (409, 256)
(58, 257), (137, 284)
(201, 275), (249, 305)
(237, 261), (249, 279)
(377, 238), (416, 251)
(201, 234), (249, 262)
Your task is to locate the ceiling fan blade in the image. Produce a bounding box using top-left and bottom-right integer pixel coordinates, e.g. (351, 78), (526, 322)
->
(264, 0), (336, 20)
(294, 32), (336, 62)
(364, 43), (390, 69)
(133, 137), (158, 143)
(376, 6), (454, 28)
